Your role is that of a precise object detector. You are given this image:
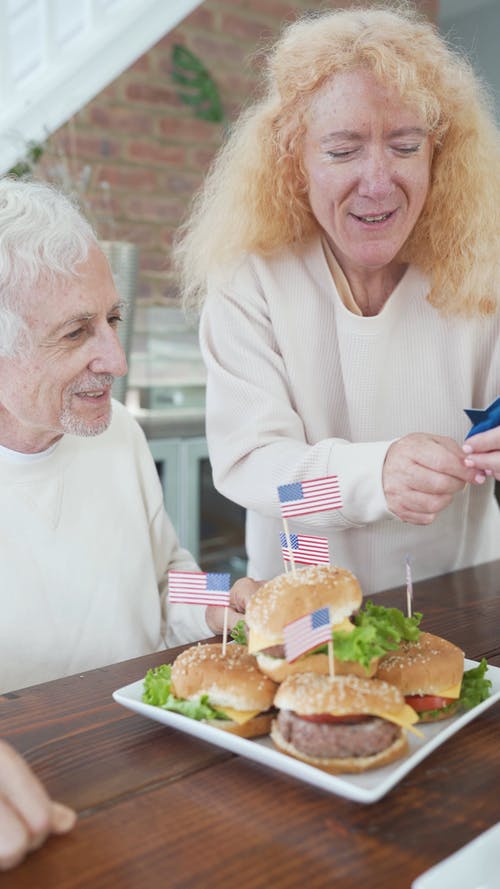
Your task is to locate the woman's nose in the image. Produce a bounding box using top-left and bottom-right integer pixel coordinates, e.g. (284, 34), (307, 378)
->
(357, 151), (395, 201)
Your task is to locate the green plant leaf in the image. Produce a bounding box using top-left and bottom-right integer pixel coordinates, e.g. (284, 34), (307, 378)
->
(171, 44), (225, 124)
(7, 139), (45, 179)
(172, 44), (207, 73)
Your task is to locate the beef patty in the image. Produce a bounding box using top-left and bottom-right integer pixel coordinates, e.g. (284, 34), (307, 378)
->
(277, 709), (400, 759)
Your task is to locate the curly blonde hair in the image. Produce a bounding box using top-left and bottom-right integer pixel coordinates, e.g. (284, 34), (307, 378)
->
(175, 3), (499, 316)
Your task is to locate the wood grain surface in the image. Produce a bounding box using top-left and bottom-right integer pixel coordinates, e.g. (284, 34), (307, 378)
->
(1, 560), (499, 889)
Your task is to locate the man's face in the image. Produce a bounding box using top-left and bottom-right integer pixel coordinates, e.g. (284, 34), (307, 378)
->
(0, 245), (127, 452)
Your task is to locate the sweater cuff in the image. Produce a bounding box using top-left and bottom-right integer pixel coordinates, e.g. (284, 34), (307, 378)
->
(328, 439), (394, 525)
(165, 602), (212, 648)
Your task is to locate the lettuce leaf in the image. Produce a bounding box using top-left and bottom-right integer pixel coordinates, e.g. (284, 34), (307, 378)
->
(142, 664), (229, 721)
(415, 701), (459, 720)
(459, 658), (492, 711)
(356, 601), (422, 642)
(329, 601), (422, 671)
(230, 619), (248, 646)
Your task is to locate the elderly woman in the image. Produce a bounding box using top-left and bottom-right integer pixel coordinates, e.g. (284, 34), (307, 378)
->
(175, 5), (500, 594)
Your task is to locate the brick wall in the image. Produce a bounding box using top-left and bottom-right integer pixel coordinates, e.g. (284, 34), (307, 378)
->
(39, 0), (437, 307)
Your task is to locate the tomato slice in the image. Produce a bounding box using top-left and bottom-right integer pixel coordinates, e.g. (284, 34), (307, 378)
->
(405, 694), (455, 713)
(298, 713), (372, 724)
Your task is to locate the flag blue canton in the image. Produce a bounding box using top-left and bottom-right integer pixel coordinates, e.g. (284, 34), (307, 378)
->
(312, 607), (330, 629)
(280, 531), (299, 549)
(206, 573), (230, 591)
(278, 482), (304, 502)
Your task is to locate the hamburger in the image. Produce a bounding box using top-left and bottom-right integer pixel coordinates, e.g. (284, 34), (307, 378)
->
(271, 672), (421, 773)
(375, 632), (464, 722)
(244, 565), (421, 682)
(143, 643), (277, 738)
(245, 565), (372, 681)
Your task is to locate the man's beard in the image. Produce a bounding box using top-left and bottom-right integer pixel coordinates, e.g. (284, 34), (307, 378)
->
(59, 409), (112, 437)
(59, 374), (115, 437)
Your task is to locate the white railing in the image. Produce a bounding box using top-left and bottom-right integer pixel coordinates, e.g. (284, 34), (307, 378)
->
(0, 0), (202, 173)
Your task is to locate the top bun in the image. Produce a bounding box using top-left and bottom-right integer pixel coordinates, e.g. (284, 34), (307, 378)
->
(246, 565), (362, 636)
(375, 632), (464, 695)
(274, 671), (407, 717)
(171, 643), (277, 711)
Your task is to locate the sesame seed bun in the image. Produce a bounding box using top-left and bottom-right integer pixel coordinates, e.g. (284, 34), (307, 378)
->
(246, 565), (362, 636)
(171, 643), (277, 737)
(274, 672), (408, 718)
(375, 632), (464, 698)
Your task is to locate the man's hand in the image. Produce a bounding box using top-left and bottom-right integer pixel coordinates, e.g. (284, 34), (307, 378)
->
(205, 577), (263, 635)
(463, 427), (500, 480)
(383, 433), (482, 525)
(0, 740), (76, 871)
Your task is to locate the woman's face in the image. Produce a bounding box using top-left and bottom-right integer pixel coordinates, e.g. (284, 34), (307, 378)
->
(302, 69), (432, 281)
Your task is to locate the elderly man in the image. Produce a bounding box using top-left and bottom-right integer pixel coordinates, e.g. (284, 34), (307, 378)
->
(0, 178), (256, 868)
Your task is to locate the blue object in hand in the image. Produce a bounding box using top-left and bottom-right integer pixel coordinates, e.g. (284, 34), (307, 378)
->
(464, 397), (500, 439)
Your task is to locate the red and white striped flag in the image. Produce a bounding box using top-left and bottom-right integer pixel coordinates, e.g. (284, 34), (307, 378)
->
(283, 607), (332, 663)
(278, 476), (342, 518)
(168, 571), (231, 607)
(280, 532), (329, 565)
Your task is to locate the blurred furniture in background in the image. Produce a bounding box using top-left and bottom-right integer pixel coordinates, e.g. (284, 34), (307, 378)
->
(101, 240), (139, 404)
(126, 306), (246, 576)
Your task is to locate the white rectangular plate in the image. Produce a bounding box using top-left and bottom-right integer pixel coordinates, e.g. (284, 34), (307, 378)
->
(412, 820), (500, 889)
(112, 658), (500, 804)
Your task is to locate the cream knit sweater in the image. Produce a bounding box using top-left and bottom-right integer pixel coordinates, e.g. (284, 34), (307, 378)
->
(0, 401), (211, 693)
(200, 236), (500, 594)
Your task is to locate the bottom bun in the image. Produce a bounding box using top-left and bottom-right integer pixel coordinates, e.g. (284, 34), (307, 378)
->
(417, 701), (461, 723)
(256, 652), (378, 683)
(270, 720), (408, 773)
(207, 711), (273, 739)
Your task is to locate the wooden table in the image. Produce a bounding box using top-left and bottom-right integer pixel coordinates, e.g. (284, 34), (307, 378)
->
(2, 560), (500, 888)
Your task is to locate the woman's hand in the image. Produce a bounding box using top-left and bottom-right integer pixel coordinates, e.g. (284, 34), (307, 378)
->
(462, 427), (500, 480)
(205, 577), (263, 635)
(383, 433), (481, 525)
(0, 740), (76, 870)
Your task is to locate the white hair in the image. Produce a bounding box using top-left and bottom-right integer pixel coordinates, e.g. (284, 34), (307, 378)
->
(0, 178), (97, 356)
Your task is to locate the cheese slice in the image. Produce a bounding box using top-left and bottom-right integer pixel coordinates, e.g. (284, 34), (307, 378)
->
(368, 704), (424, 738)
(215, 706), (261, 725)
(436, 681), (462, 699)
(248, 628), (279, 655)
(248, 616), (354, 655)
(404, 681), (462, 701)
(333, 617), (356, 634)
